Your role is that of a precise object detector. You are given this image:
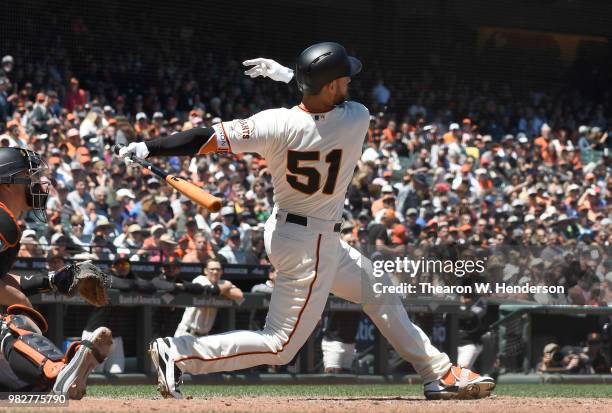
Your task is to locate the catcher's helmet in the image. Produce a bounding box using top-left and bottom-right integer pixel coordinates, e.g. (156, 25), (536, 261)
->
(295, 42), (362, 95)
(0, 148), (50, 222)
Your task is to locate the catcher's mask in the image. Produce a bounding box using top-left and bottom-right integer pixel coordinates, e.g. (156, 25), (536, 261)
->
(0, 148), (50, 222)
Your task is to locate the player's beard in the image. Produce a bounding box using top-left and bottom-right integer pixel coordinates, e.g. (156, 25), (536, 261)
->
(333, 89), (349, 105)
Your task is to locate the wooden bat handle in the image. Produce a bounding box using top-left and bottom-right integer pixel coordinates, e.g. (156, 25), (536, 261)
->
(165, 175), (222, 212)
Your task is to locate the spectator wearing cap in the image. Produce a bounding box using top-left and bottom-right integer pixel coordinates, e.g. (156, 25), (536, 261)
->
(64, 77), (87, 112)
(405, 208), (423, 239)
(152, 196), (175, 227)
(143, 223), (166, 253)
(135, 112), (149, 138)
(219, 206), (238, 240)
(115, 188), (139, 223)
(148, 234), (179, 263)
(29, 92), (52, 134)
(371, 184), (394, 217)
(83, 235), (113, 261)
(218, 229), (246, 264)
(0, 118), (26, 148)
(0, 76), (10, 122)
(149, 111), (166, 137)
(102, 105), (115, 126)
(48, 233), (69, 258)
(92, 217), (118, 246)
(443, 123), (461, 144)
(63, 128), (81, 157)
(18, 230), (44, 258)
(113, 224), (147, 253)
(210, 222), (225, 253)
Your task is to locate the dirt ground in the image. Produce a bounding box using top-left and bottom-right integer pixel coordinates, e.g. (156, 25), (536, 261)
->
(9, 395), (609, 413)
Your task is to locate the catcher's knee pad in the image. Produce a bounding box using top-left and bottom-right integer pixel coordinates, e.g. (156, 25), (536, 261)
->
(1, 306), (70, 390)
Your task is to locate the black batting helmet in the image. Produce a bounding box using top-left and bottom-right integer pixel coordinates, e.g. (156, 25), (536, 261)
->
(0, 148), (50, 222)
(295, 42), (362, 95)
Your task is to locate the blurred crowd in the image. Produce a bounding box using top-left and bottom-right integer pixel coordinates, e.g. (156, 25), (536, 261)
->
(0, 45), (611, 307)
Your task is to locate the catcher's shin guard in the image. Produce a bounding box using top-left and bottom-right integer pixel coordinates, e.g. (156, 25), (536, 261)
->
(53, 326), (113, 399)
(1, 306), (65, 390)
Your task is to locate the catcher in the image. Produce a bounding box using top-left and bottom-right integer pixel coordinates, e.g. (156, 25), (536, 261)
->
(0, 147), (112, 398)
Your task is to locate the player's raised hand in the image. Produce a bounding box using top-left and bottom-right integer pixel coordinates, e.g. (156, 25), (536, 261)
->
(117, 142), (149, 165)
(243, 58), (294, 83)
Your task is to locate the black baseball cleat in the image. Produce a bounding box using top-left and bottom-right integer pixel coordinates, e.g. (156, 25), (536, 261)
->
(424, 366), (496, 400)
(53, 327), (113, 399)
(149, 338), (183, 399)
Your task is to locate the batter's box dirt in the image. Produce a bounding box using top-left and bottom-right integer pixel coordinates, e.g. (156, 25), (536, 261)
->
(9, 396), (610, 413)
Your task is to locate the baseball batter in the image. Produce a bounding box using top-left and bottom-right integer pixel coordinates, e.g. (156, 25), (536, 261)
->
(121, 42), (495, 400)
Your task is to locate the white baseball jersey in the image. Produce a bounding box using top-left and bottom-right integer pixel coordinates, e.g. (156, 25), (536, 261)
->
(212, 102), (370, 221)
(169, 100), (452, 385)
(176, 275), (218, 336)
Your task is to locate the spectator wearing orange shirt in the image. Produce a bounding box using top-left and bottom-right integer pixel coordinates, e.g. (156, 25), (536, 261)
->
(443, 123), (461, 144)
(382, 120), (397, 143)
(391, 223), (408, 245)
(371, 184), (395, 216)
(177, 219), (198, 258)
(143, 224), (166, 253)
(182, 232), (215, 263)
(149, 112), (166, 138)
(64, 128), (81, 156)
(475, 168), (493, 193)
(134, 112), (150, 139)
(534, 123), (555, 165)
(64, 77), (87, 112)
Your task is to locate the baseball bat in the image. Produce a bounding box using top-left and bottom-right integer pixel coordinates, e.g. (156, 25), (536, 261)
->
(112, 145), (222, 212)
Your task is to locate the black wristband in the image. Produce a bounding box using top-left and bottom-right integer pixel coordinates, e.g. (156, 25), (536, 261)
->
(146, 127), (215, 157)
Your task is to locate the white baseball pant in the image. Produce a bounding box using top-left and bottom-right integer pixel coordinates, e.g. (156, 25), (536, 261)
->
(457, 343), (483, 369)
(321, 338), (355, 370)
(168, 210), (451, 382)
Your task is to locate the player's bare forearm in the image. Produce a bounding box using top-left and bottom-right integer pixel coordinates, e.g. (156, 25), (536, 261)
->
(224, 285), (244, 302)
(0, 275), (32, 307)
(145, 127), (217, 157)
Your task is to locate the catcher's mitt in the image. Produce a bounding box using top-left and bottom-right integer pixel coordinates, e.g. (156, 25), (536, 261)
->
(50, 261), (110, 307)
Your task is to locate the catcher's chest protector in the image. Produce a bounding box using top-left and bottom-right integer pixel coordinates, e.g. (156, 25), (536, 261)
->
(0, 202), (20, 277)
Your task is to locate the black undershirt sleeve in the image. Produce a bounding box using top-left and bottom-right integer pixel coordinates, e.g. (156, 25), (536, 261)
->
(19, 275), (52, 296)
(145, 127), (215, 157)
